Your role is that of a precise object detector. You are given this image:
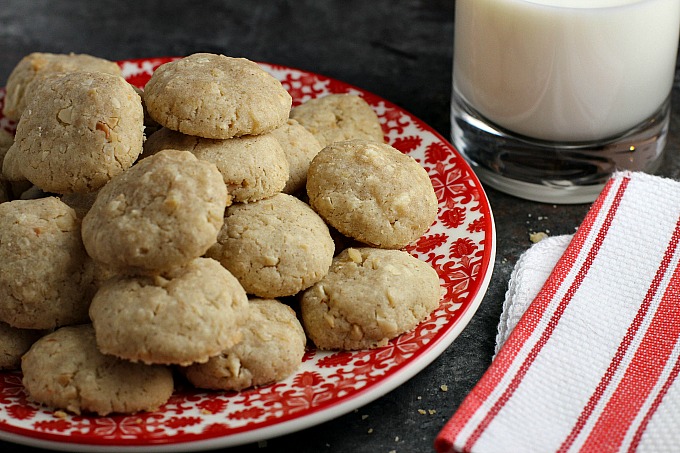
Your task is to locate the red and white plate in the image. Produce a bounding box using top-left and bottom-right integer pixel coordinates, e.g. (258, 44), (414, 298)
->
(0, 57), (495, 452)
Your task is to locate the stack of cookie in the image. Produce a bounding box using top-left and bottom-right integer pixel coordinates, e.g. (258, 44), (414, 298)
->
(0, 51), (443, 417)
(0, 52), (175, 415)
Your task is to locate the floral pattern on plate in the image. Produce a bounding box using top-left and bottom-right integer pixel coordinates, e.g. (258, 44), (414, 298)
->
(0, 57), (495, 451)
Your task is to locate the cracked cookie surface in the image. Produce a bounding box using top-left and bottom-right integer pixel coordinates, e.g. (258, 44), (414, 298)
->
(207, 193), (334, 298)
(89, 257), (249, 366)
(143, 127), (289, 203)
(21, 324), (174, 416)
(306, 139), (438, 249)
(183, 298), (306, 391)
(290, 94), (384, 148)
(143, 53), (292, 139)
(81, 149), (228, 274)
(269, 118), (322, 195)
(3, 70), (143, 194)
(2, 52), (122, 121)
(0, 322), (44, 370)
(300, 247), (441, 350)
(0, 197), (95, 329)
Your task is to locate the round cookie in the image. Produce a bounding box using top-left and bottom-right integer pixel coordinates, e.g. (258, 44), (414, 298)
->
(183, 298), (306, 391)
(206, 193), (335, 298)
(290, 94), (384, 148)
(4, 71), (144, 194)
(3, 52), (122, 121)
(269, 119), (323, 195)
(143, 127), (289, 203)
(90, 258), (249, 366)
(306, 139), (438, 249)
(0, 197), (95, 330)
(81, 149), (228, 274)
(143, 53), (292, 139)
(21, 324), (174, 416)
(0, 322), (44, 370)
(300, 247), (441, 350)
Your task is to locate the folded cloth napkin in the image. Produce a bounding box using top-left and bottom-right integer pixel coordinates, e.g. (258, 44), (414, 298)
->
(435, 171), (680, 453)
(494, 234), (572, 355)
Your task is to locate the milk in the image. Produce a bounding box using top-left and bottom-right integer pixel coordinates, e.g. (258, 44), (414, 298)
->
(453, 0), (680, 142)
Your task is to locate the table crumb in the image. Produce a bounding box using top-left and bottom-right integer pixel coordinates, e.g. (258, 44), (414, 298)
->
(530, 231), (549, 243)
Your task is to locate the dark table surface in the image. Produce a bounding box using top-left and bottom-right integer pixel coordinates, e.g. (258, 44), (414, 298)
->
(1, 1), (679, 452)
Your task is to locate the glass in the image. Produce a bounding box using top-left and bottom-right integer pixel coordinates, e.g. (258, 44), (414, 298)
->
(451, 0), (680, 203)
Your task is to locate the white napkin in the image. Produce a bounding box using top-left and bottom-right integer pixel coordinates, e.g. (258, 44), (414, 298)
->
(436, 171), (680, 453)
(495, 234), (572, 354)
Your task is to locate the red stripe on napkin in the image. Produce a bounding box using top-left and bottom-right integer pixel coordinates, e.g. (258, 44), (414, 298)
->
(580, 245), (680, 451)
(559, 217), (680, 451)
(463, 177), (629, 452)
(630, 351), (680, 450)
(435, 172), (680, 453)
(434, 176), (626, 453)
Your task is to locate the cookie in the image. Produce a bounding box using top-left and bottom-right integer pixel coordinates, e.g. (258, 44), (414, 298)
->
(89, 258), (249, 366)
(183, 298), (306, 391)
(0, 322), (44, 370)
(300, 247), (441, 350)
(0, 197), (95, 329)
(306, 139), (438, 249)
(81, 149), (228, 274)
(2, 52), (122, 121)
(269, 119), (322, 195)
(143, 53), (292, 139)
(4, 71), (144, 194)
(21, 324), (174, 416)
(143, 127), (289, 203)
(207, 193), (335, 298)
(290, 94), (384, 148)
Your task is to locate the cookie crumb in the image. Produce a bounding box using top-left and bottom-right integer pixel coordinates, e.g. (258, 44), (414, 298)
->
(428, 409), (437, 415)
(53, 410), (68, 419)
(395, 436), (400, 442)
(361, 414), (369, 420)
(418, 409), (426, 415)
(440, 384), (448, 392)
(368, 428), (374, 434)
(529, 231), (549, 243)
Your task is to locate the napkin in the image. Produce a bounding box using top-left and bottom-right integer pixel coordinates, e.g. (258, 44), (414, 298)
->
(435, 171), (680, 453)
(494, 234), (572, 355)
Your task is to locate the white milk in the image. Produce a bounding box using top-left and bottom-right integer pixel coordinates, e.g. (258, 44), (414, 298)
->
(453, 0), (680, 142)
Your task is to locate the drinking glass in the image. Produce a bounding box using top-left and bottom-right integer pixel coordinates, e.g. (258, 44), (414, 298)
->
(451, 0), (680, 203)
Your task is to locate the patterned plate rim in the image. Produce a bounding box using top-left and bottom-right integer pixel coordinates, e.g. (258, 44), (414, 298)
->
(0, 57), (496, 451)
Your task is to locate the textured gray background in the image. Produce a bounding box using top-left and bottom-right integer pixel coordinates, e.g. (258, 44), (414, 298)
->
(0, 1), (678, 452)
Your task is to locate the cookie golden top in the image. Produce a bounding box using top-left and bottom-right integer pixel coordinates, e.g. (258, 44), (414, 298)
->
(143, 53), (292, 139)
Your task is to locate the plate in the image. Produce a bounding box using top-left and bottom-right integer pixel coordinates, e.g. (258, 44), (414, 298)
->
(0, 57), (495, 452)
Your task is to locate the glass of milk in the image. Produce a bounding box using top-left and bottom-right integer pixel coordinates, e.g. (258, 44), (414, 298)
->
(451, 0), (680, 203)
